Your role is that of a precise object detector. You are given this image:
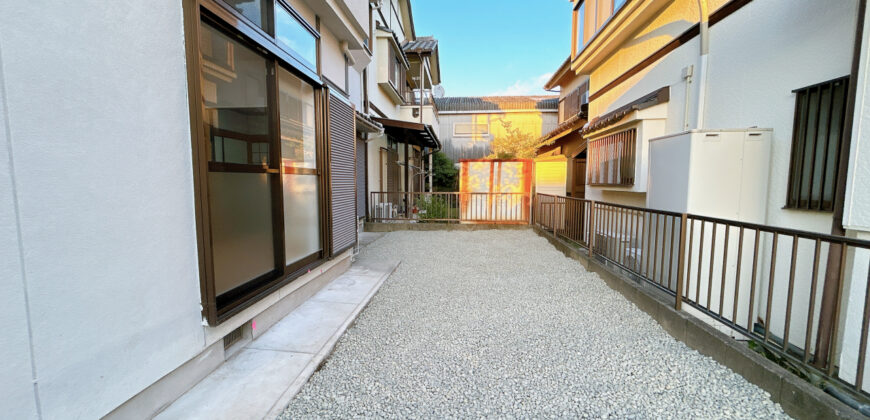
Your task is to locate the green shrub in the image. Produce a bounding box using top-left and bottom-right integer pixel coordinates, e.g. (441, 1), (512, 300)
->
(415, 196), (457, 221)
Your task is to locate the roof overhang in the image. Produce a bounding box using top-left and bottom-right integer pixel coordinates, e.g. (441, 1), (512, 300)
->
(581, 86), (669, 135)
(571, 0), (672, 74)
(544, 57), (571, 90)
(536, 103), (588, 147)
(372, 117), (440, 149)
(356, 111), (384, 134)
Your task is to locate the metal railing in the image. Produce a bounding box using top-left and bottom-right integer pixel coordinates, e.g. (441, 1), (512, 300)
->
(370, 191), (530, 224)
(532, 193), (870, 400)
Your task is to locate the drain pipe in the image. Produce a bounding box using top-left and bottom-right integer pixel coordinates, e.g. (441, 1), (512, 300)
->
(694, 0), (710, 129)
(824, 384), (870, 416)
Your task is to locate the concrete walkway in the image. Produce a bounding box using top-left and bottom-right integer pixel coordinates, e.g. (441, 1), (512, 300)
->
(281, 230), (789, 419)
(155, 257), (398, 420)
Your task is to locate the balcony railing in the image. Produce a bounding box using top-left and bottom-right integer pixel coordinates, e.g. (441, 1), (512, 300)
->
(370, 191), (530, 224)
(533, 193), (870, 402)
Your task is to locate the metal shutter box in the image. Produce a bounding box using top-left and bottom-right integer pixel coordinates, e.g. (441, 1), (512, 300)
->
(328, 93), (357, 256)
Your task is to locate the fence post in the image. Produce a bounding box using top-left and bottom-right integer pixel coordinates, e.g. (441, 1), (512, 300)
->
(675, 213), (688, 311)
(588, 200), (596, 257)
(550, 196), (556, 236)
(530, 193), (535, 225)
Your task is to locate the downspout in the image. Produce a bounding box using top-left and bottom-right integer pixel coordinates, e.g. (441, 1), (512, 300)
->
(814, 0), (866, 371)
(694, 0), (710, 129)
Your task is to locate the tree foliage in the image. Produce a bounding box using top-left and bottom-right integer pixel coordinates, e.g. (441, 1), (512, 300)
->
(431, 151), (458, 191)
(487, 119), (539, 159)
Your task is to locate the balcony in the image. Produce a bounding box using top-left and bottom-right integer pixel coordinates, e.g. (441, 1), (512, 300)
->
(398, 89), (440, 128)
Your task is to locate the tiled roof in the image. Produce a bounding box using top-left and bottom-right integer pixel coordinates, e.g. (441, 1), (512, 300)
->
(434, 96), (559, 112)
(536, 106), (588, 146)
(402, 36), (438, 53)
(581, 86), (669, 135)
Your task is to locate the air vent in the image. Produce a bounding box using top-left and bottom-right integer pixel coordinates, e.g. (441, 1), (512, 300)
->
(223, 325), (244, 350)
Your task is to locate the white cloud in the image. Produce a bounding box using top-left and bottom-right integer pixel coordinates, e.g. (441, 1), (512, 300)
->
(489, 72), (555, 96)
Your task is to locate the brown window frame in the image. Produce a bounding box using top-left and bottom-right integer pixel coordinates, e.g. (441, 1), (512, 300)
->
(572, 1), (586, 59)
(785, 76), (849, 212)
(184, 0), (338, 326)
(587, 128), (636, 186)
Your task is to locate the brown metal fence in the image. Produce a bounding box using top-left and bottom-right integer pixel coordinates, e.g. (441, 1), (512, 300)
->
(370, 192), (530, 224)
(532, 193), (870, 400)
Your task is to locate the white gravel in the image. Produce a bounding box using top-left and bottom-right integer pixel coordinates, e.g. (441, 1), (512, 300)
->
(280, 230), (790, 419)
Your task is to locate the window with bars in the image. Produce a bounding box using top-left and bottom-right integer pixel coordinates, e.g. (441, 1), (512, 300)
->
(786, 76), (849, 211)
(587, 128), (636, 186)
(559, 82), (588, 123)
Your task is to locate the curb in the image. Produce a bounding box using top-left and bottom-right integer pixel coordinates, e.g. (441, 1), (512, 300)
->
(264, 260), (401, 418)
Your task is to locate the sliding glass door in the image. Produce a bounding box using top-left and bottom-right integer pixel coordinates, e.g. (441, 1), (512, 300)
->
(197, 15), (325, 319)
(201, 21), (279, 299)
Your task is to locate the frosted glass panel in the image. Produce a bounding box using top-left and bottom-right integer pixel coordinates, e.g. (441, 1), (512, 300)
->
(209, 172), (276, 295)
(279, 66), (321, 266)
(278, 68), (317, 169)
(283, 174), (321, 264)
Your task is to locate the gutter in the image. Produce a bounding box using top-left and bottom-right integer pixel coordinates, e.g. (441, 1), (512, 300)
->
(695, 0), (710, 129)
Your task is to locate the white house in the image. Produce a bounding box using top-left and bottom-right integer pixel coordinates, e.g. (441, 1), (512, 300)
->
(363, 0), (443, 221)
(543, 0), (870, 400)
(0, 0), (441, 418)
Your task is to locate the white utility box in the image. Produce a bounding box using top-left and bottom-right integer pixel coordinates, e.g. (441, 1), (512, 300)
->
(647, 128), (772, 222)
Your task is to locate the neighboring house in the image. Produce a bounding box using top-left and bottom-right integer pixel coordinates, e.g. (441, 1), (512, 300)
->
(0, 0), (438, 418)
(434, 96), (559, 162)
(545, 0), (870, 395)
(363, 1), (442, 220)
(537, 67), (589, 198)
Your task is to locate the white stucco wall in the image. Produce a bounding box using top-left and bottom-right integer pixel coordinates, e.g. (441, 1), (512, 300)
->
(0, 1), (206, 418)
(578, 0), (860, 355)
(322, 27), (348, 91)
(704, 0), (857, 234)
(840, 0), (870, 392)
(0, 48), (40, 419)
(845, 2), (870, 233)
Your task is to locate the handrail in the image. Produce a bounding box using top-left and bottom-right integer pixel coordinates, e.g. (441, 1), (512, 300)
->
(369, 191), (530, 224)
(531, 192), (870, 401)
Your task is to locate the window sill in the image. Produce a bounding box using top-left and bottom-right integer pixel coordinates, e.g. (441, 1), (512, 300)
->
(781, 205), (834, 213)
(378, 81), (405, 105)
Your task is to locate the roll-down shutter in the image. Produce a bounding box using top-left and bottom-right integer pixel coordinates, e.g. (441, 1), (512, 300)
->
(328, 93), (356, 255)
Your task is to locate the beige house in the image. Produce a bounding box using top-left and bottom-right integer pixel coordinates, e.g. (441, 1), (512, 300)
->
(363, 0), (443, 219)
(544, 0), (870, 401)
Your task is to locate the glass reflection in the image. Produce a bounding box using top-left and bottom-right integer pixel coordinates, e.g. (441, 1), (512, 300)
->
(224, 0), (269, 32)
(276, 4), (317, 67)
(278, 66), (321, 264)
(201, 22), (277, 296)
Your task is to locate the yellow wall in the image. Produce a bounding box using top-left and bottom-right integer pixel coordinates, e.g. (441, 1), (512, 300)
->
(576, 0), (729, 116)
(472, 112), (545, 139)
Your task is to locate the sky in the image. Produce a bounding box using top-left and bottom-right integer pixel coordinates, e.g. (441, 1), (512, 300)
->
(411, 0), (571, 97)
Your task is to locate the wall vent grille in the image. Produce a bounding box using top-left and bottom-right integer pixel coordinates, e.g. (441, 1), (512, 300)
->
(223, 325), (244, 350)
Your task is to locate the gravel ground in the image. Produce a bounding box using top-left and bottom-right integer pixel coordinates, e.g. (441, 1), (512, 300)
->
(280, 230), (790, 419)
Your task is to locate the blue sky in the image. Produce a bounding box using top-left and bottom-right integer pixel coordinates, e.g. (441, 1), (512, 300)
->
(411, 0), (571, 97)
